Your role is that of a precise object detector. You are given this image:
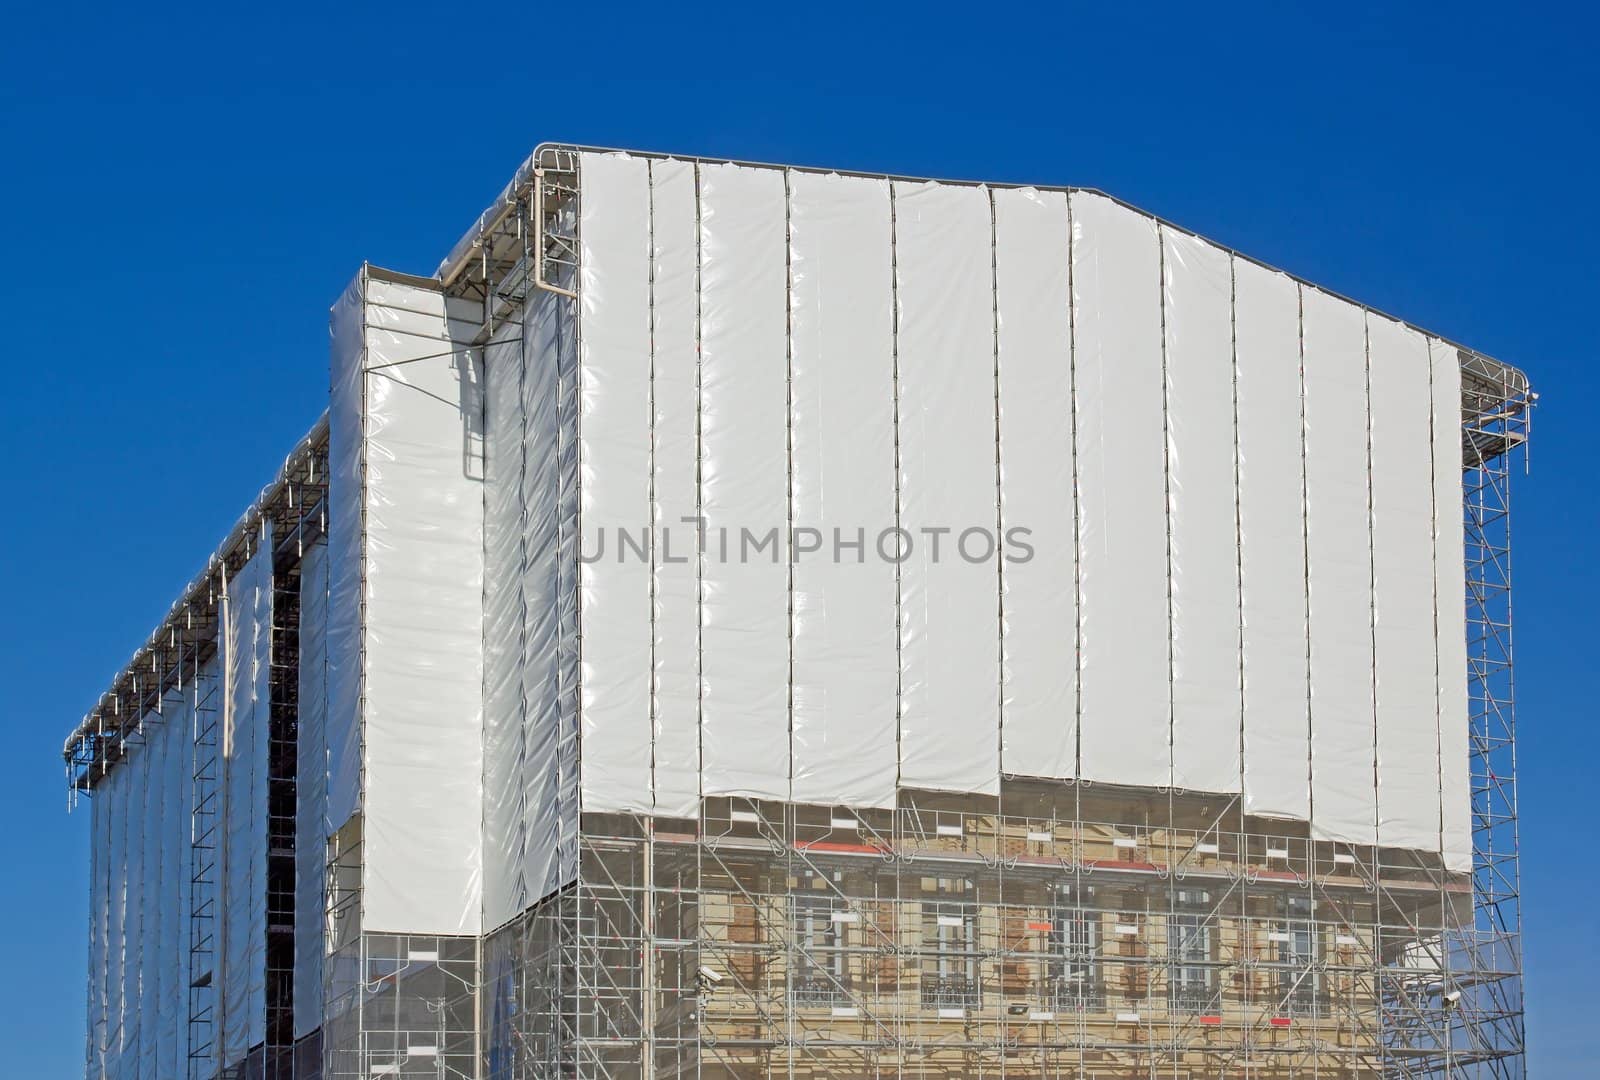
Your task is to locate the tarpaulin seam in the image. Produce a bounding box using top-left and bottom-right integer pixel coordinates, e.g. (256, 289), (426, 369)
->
(1364, 314), (1381, 844)
(1297, 283), (1315, 827)
(1066, 192), (1081, 781)
(988, 187), (1006, 777)
(784, 168), (796, 808)
(693, 162), (705, 812)
(888, 182), (903, 792)
(646, 159), (660, 814)
(1230, 256), (1247, 805)
(1159, 222), (1176, 792)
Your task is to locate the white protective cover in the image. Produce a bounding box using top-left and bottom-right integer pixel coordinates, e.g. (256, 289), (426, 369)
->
(788, 170), (899, 807)
(88, 760), (106, 1076)
(649, 159), (702, 818)
(294, 540), (329, 1037)
(1302, 289), (1377, 846)
(137, 716), (159, 1080)
(329, 270), (486, 936)
(482, 315), (526, 928)
(578, 153), (655, 811)
(1431, 339), (1472, 871)
(503, 155), (1475, 889)
(482, 266), (580, 928)
(1235, 262), (1310, 820)
(1163, 230), (1243, 793)
(326, 279), (364, 835)
(146, 707), (166, 1080)
(105, 761), (126, 1076)
(698, 163), (793, 800)
(222, 532), (270, 1065)
(994, 187), (1076, 781)
(1072, 192), (1169, 788)
(123, 727), (143, 1076)
(894, 180), (1002, 794)
(1369, 317), (1442, 852)
(161, 686), (192, 1079)
(88, 686), (196, 1080)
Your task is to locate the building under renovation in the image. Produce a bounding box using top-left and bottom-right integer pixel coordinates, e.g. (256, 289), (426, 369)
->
(66, 145), (1532, 1079)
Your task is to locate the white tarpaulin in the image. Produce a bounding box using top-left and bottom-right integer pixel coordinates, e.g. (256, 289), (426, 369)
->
(161, 686), (191, 1080)
(326, 279), (364, 836)
(482, 314), (527, 930)
(994, 187), (1076, 781)
(122, 727), (143, 1076)
(137, 706), (162, 1080)
(295, 540), (329, 1038)
(1302, 290), (1377, 847)
(1073, 192), (1168, 788)
(648, 158), (702, 819)
(530, 264), (581, 907)
(1370, 317), (1442, 853)
(698, 163), (792, 801)
(788, 170), (899, 808)
(894, 180), (1001, 794)
(1235, 261), (1310, 821)
(1164, 230), (1243, 794)
(482, 261), (580, 928)
(1432, 339), (1472, 872)
(105, 762), (126, 1076)
(88, 759), (107, 1075)
(330, 270), (486, 936)
(539, 154), (1475, 864)
(578, 152), (655, 812)
(222, 531), (270, 1064)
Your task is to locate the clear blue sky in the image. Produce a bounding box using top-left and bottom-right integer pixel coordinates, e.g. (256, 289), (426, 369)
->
(2, 3), (1592, 1074)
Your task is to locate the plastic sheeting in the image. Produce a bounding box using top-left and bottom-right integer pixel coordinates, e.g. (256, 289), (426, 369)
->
(86, 675), (199, 1080)
(105, 761), (126, 1076)
(547, 156), (1473, 862)
(222, 531), (270, 1065)
(1163, 230), (1243, 793)
(1432, 339), (1472, 872)
(88, 762), (106, 1075)
(1235, 262), (1311, 821)
(648, 158), (702, 819)
(122, 727), (143, 1075)
(894, 180), (1002, 794)
(295, 540), (329, 1039)
(482, 315), (529, 929)
(1370, 317), (1442, 853)
(482, 266), (580, 929)
(137, 708), (162, 1080)
(994, 187), (1076, 781)
(698, 163), (793, 800)
(161, 687), (191, 1080)
(789, 171), (899, 808)
(1302, 289), (1377, 847)
(326, 278), (364, 836)
(578, 153), (655, 812)
(1073, 192), (1169, 788)
(330, 269), (487, 936)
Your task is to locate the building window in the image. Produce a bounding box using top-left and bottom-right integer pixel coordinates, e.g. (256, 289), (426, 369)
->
(1046, 893), (1102, 1011)
(1277, 895), (1319, 1017)
(791, 890), (850, 1006)
(920, 879), (980, 1010)
(1168, 889), (1218, 1012)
